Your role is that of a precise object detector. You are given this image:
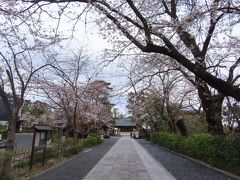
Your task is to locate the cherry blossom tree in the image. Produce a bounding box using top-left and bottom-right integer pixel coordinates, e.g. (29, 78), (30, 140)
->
(126, 53), (228, 135)
(20, 0), (240, 100)
(15, 0), (239, 135)
(21, 100), (55, 127)
(0, 43), (54, 179)
(39, 50), (91, 148)
(42, 79), (113, 139)
(84, 80), (113, 133)
(0, 2), (67, 177)
(127, 56), (196, 135)
(39, 49), (113, 149)
(0, 19), (56, 180)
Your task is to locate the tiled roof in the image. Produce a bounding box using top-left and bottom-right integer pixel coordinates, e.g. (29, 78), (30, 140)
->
(115, 118), (135, 127)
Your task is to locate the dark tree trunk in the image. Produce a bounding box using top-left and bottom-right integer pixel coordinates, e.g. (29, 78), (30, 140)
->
(154, 121), (159, 132)
(149, 117), (158, 132)
(166, 106), (177, 133)
(196, 75), (224, 135)
(1, 113), (17, 180)
(167, 120), (176, 133)
(201, 94), (224, 135)
(176, 119), (188, 136)
(205, 97), (224, 135)
(72, 117), (78, 152)
(73, 103), (78, 152)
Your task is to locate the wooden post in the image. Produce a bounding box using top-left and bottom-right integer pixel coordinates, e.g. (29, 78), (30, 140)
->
(30, 129), (36, 170)
(42, 132), (47, 167)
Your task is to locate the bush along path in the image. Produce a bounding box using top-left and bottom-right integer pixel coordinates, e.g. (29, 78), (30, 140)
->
(149, 132), (240, 177)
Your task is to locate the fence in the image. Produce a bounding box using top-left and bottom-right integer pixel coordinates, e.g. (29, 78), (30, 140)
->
(12, 146), (32, 166)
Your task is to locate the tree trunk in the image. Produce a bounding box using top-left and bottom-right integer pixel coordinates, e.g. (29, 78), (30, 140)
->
(73, 129), (78, 153)
(73, 117), (78, 152)
(201, 94), (224, 135)
(176, 119), (188, 136)
(1, 113), (17, 180)
(166, 105), (177, 133)
(196, 75), (224, 135)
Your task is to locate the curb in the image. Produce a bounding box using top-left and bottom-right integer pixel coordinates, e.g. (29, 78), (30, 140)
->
(151, 143), (240, 180)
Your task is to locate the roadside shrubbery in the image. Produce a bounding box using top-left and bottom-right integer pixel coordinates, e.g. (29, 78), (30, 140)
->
(150, 132), (240, 173)
(49, 134), (102, 160)
(53, 137), (76, 157)
(0, 125), (7, 140)
(33, 134), (102, 164)
(0, 151), (13, 177)
(0, 127), (6, 135)
(83, 134), (102, 147)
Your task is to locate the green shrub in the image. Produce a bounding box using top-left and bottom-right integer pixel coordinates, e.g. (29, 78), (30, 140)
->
(150, 132), (183, 151)
(0, 126), (7, 135)
(15, 135), (103, 170)
(83, 134), (102, 147)
(0, 150), (13, 159)
(212, 136), (240, 167)
(63, 138), (76, 156)
(183, 133), (217, 164)
(0, 151), (13, 175)
(150, 132), (240, 172)
(52, 137), (76, 157)
(0, 129), (6, 134)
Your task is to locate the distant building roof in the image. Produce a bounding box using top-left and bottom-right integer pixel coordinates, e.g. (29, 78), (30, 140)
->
(115, 118), (135, 127)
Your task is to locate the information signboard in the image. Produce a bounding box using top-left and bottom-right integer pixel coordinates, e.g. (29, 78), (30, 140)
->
(30, 125), (52, 169)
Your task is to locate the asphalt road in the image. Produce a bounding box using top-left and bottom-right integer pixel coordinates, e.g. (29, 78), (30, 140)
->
(31, 137), (120, 180)
(137, 139), (236, 180)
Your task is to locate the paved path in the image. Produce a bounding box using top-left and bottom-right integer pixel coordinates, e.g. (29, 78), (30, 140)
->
(31, 137), (119, 180)
(84, 137), (174, 180)
(32, 137), (237, 180)
(137, 139), (236, 180)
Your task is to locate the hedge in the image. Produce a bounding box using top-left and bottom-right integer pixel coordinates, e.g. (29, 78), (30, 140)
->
(150, 132), (240, 172)
(83, 134), (102, 147)
(0, 151), (13, 176)
(0, 126), (7, 135)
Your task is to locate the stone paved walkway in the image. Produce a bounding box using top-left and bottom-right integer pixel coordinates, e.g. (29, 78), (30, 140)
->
(31, 136), (236, 180)
(83, 137), (175, 180)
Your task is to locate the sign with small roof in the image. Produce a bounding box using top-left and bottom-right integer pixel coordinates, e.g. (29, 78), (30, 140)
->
(30, 125), (53, 169)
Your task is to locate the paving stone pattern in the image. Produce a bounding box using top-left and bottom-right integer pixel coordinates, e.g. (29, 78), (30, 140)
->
(31, 136), (237, 180)
(83, 137), (151, 180)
